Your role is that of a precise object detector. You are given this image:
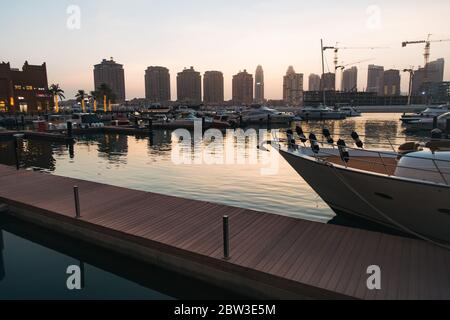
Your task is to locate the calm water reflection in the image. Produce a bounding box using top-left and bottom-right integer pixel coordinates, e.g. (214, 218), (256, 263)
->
(0, 114), (428, 223)
(0, 216), (246, 299)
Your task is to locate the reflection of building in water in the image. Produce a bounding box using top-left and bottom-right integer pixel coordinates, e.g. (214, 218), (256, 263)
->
(0, 141), (16, 166)
(147, 130), (172, 154)
(97, 134), (129, 163)
(0, 229), (5, 281)
(0, 140), (56, 170)
(364, 120), (399, 147)
(20, 140), (56, 171)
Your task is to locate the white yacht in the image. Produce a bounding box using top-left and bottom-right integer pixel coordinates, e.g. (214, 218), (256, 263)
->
(241, 107), (295, 124)
(338, 106), (362, 117)
(299, 105), (346, 120)
(405, 112), (450, 131)
(401, 104), (450, 124)
(274, 135), (450, 245)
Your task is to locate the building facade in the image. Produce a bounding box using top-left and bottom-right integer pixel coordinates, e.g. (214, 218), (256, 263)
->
(341, 67), (358, 92)
(283, 66), (303, 106)
(232, 70), (253, 105)
(321, 72), (336, 91)
(367, 65), (384, 96)
(383, 69), (401, 96)
(177, 67), (202, 104)
(94, 58), (126, 102)
(255, 65), (265, 103)
(145, 66), (171, 103)
(0, 61), (52, 113)
(203, 71), (224, 105)
(308, 74), (321, 91)
(412, 58), (445, 95)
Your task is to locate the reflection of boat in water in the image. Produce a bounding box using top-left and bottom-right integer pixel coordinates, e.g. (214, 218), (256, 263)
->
(401, 104), (450, 124)
(404, 112), (450, 132)
(276, 131), (450, 246)
(300, 105), (346, 120)
(241, 107), (296, 124)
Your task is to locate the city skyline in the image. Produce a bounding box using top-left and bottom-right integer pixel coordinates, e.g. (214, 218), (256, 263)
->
(1, 0), (450, 100)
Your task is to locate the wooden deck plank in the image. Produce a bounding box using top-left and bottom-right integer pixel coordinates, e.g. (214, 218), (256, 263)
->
(0, 165), (449, 300)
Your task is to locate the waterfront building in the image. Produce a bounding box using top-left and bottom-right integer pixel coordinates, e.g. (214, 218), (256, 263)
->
(412, 58), (445, 95)
(232, 70), (253, 105)
(321, 72), (336, 91)
(93, 58), (126, 102)
(341, 67), (358, 92)
(177, 67), (202, 105)
(308, 74), (321, 91)
(145, 66), (171, 103)
(383, 69), (401, 96)
(367, 65), (384, 96)
(283, 66), (304, 106)
(0, 61), (52, 113)
(255, 65), (265, 103)
(203, 71), (224, 105)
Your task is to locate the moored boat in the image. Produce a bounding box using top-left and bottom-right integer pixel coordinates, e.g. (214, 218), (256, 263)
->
(275, 132), (450, 245)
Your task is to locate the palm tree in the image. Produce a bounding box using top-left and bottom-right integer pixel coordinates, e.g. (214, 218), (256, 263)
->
(97, 84), (116, 112)
(48, 84), (65, 113)
(75, 90), (87, 113)
(90, 90), (99, 113)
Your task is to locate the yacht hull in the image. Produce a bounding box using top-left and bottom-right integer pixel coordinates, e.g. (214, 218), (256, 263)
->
(279, 149), (450, 245)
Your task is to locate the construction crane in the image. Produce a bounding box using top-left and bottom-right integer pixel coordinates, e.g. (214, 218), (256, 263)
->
(402, 34), (450, 67)
(335, 58), (375, 71)
(333, 59), (375, 92)
(323, 42), (387, 71)
(402, 68), (415, 106)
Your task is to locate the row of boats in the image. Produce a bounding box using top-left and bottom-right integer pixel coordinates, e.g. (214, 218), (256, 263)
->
(401, 104), (450, 131)
(166, 105), (361, 128)
(276, 126), (450, 246)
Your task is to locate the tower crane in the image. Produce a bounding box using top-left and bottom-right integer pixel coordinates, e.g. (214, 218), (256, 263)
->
(402, 67), (415, 106)
(336, 58), (375, 71)
(323, 43), (387, 71)
(402, 34), (450, 68)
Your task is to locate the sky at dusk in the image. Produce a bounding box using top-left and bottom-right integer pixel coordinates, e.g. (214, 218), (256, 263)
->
(1, 0), (450, 100)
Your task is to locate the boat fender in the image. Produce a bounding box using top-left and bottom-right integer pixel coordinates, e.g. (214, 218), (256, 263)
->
(337, 139), (350, 163)
(309, 133), (320, 154)
(296, 126), (307, 143)
(322, 128), (334, 144)
(351, 131), (364, 148)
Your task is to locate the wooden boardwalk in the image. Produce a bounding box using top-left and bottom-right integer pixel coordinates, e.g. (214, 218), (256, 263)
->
(0, 164), (449, 300)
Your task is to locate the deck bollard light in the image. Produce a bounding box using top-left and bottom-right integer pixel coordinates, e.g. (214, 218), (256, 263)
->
(223, 215), (230, 260)
(73, 186), (81, 218)
(149, 118), (153, 134)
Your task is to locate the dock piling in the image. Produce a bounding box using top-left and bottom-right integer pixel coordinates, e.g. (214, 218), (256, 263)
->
(13, 138), (19, 171)
(73, 186), (81, 218)
(67, 121), (73, 139)
(223, 215), (230, 260)
(267, 114), (271, 128)
(446, 119), (450, 138)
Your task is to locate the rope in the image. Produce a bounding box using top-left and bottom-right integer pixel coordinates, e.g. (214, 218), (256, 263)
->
(328, 162), (450, 250)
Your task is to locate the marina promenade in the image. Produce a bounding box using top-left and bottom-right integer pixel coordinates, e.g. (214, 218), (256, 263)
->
(0, 164), (449, 300)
